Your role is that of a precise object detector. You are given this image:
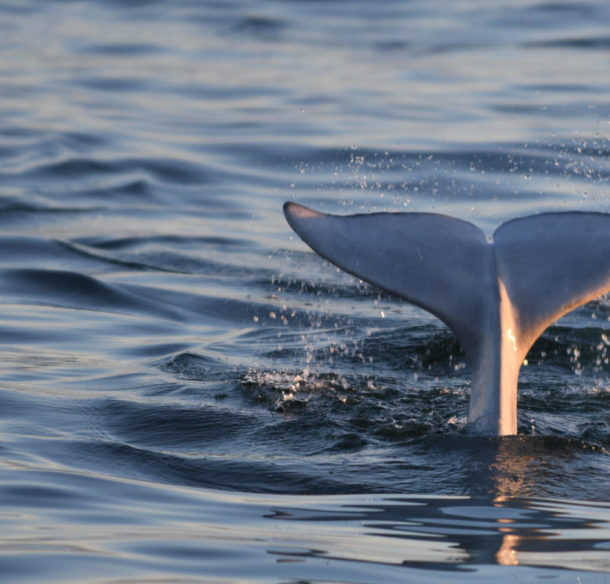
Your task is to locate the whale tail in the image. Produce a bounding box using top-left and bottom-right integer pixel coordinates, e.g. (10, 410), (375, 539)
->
(284, 202), (610, 436)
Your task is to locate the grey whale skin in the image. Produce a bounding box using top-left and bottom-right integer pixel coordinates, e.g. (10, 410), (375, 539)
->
(284, 202), (610, 436)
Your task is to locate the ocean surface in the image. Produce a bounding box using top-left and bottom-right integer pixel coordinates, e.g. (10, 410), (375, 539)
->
(1, 0), (609, 581)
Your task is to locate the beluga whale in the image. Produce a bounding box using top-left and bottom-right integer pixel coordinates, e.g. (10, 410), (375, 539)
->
(284, 202), (610, 436)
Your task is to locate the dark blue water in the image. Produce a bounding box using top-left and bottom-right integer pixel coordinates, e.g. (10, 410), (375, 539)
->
(1, 0), (609, 581)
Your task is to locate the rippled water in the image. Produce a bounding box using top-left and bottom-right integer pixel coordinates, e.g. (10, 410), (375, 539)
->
(1, 0), (609, 581)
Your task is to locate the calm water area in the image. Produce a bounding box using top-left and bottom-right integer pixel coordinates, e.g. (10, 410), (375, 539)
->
(0, 0), (609, 581)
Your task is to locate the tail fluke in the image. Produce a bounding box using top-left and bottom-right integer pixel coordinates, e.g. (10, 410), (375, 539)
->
(284, 202), (493, 357)
(494, 212), (610, 354)
(284, 202), (610, 435)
